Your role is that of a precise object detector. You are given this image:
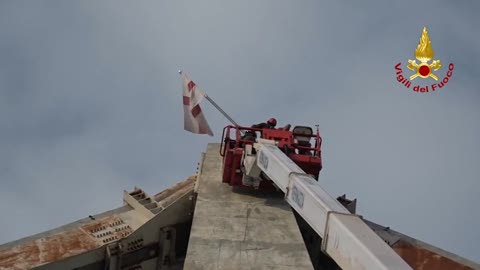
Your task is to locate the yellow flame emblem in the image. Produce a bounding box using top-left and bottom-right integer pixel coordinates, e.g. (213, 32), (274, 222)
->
(407, 27), (442, 80)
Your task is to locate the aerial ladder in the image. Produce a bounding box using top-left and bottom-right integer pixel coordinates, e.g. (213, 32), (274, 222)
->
(221, 125), (414, 270)
(1, 125), (478, 269)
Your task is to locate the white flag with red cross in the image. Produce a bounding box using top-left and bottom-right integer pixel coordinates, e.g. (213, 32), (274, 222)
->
(181, 73), (214, 136)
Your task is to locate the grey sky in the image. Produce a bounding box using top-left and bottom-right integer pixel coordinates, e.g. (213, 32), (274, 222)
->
(1, 0), (479, 262)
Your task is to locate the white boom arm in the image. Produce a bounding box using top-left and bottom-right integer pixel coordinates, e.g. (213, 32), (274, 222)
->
(251, 142), (413, 270)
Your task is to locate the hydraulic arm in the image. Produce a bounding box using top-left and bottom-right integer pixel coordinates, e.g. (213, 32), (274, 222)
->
(245, 142), (413, 270)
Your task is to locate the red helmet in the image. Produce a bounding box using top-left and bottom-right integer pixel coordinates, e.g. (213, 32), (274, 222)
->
(267, 118), (277, 127)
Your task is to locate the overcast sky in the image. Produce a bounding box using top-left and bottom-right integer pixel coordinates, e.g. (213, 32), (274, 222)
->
(0, 0), (479, 263)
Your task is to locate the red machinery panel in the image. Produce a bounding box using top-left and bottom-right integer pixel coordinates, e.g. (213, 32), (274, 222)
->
(220, 125), (322, 191)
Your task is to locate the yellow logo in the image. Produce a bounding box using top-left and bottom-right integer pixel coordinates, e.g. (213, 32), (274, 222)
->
(407, 27), (442, 80)
(394, 26), (454, 93)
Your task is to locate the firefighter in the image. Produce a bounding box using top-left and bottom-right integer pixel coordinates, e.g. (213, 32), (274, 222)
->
(252, 118), (277, 129)
(240, 118), (276, 145)
(252, 118), (291, 131)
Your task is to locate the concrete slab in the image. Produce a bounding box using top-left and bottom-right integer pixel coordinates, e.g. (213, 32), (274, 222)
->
(184, 143), (313, 270)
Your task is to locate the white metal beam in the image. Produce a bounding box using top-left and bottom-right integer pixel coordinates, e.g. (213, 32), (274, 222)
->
(255, 143), (413, 270)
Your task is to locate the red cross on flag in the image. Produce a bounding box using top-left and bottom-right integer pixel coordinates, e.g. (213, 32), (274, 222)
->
(181, 73), (214, 136)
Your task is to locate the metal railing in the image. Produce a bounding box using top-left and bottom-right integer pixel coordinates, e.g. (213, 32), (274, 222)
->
(220, 125), (322, 158)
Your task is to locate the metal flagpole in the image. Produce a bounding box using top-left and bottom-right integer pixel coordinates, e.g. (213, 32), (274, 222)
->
(203, 94), (240, 128)
(179, 70), (242, 129)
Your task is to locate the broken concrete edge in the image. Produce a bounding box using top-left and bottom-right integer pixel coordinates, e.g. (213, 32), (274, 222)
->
(0, 205), (130, 253)
(0, 176), (196, 250)
(364, 220), (480, 268)
(38, 182), (195, 270)
(0, 176), (197, 270)
(154, 176), (196, 203)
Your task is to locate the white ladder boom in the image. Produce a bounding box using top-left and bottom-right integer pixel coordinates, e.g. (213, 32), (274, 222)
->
(254, 143), (413, 270)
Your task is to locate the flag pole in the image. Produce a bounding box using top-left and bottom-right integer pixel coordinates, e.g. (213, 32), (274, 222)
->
(179, 70), (241, 128)
(203, 93), (246, 137)
(203, 94), (240, 127)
